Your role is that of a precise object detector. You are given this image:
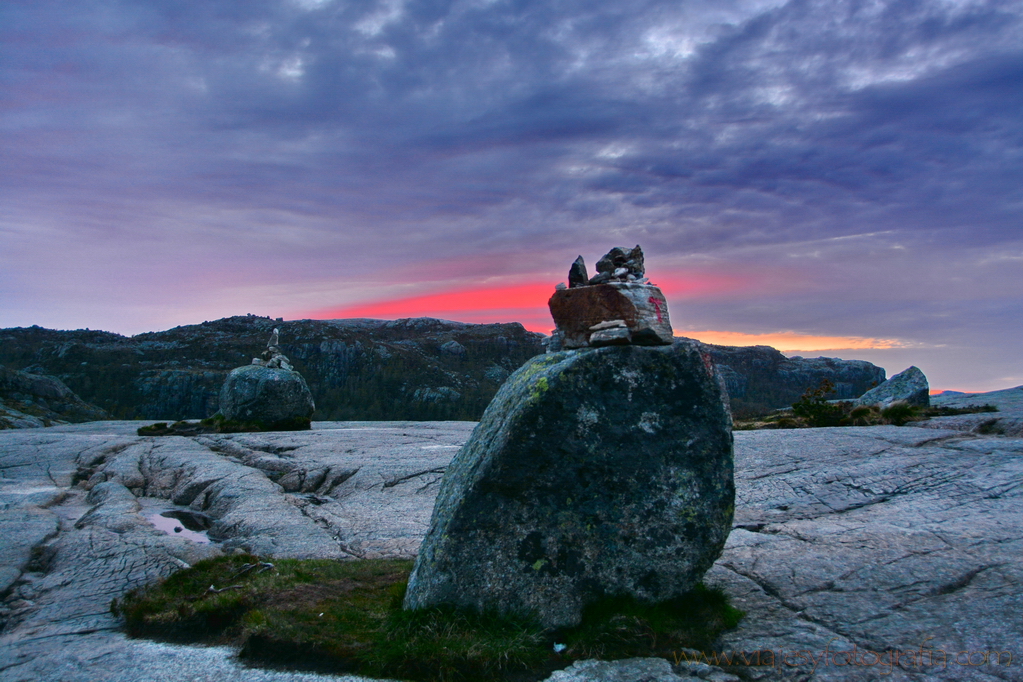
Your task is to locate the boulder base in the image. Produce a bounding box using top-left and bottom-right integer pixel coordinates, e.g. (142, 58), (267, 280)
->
(219, 365), (315, 425)
(855, 365), (929, 407)
(549, 282), (673, 349)
(403, 340), (734, 628)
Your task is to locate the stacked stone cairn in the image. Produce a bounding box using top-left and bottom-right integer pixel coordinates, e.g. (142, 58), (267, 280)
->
(403, 246), (734, 629)
(549, 245), (673, 349)
(217, 328), (315, 428)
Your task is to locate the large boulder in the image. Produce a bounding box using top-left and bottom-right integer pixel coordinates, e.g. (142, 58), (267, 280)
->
(855, 365), (929, 407)
(218, 365), (315, 426)
(549, 283), (673, 348)
(403, 339), (734, 629)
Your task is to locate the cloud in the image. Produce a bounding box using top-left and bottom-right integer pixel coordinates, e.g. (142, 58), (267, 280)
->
(1, 0), (1021, 390)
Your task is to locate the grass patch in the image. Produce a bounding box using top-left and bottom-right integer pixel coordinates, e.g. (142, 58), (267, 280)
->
(735, 400), (998, 431)
(137, 414), (311, 436)
(733, 380), (999, 430)
(113, 554), (743, 682)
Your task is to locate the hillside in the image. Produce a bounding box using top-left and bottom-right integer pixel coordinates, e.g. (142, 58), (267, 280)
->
(0, 316), (885, 421)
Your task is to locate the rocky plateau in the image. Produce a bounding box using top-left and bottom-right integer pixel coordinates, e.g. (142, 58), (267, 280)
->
(1, 316), (885, 423)
(1, 385), (1020, 681)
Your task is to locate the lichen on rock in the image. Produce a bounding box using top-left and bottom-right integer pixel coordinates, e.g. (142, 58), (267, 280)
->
(403, 339), (734, 628)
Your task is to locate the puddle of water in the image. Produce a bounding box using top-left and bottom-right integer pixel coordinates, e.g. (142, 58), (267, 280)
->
(145, 512), (211, 544)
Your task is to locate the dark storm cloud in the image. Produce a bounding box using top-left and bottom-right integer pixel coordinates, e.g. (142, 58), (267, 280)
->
(2, 0), (1022, 388)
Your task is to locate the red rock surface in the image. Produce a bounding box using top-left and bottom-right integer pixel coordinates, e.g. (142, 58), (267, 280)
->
(548, 282), (673, 348)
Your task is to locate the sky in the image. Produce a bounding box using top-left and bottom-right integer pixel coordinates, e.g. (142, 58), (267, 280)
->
(2, 0), (1021, 392)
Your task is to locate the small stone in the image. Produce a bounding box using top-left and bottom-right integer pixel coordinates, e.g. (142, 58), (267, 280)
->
(568, 256), (589, 288)
(589, 327), (632, 346)
(555, 282), (567, 291)
(587, 271), (612, 285)
(595, 245), (645, 277)
(439, 340), (467, 357)
(589, 319), (628, 331)
(613, 267), (628, 278)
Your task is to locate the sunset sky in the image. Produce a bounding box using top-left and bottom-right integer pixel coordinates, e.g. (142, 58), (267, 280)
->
(2, 0), (1021, 392)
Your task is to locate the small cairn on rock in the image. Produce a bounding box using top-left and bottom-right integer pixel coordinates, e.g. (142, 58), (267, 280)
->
(217, 328), (315, 430)
(403, 248), (734, 629)
(549, 245), (673, 349)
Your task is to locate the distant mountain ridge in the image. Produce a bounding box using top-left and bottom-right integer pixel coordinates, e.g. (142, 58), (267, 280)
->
(0, 316), (886, 421)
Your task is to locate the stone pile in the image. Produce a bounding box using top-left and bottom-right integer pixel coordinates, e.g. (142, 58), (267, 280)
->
(549, 245), (673, 349)
(404, 248), (734, 629)
(218, 328), (315, 427)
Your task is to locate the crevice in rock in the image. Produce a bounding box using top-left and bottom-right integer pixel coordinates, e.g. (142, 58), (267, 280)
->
(285, 496), (365, 559)
(720, 562), (881, 654)
(928, 563), (1002, 597)
(241, 444), (300, 456)
(381, 467), (447, 489)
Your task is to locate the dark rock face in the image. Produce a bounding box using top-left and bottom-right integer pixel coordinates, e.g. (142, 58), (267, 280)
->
(0, 365), (108, 428)
(403, 339), (734, 628)
(704, 344), (886, 417)
(568, 256), (589, 288)
(856, 365), (929, 407)
(0, 318), (546, 421)
(0, 318), (888, 421)
(218, 365), (315, 424)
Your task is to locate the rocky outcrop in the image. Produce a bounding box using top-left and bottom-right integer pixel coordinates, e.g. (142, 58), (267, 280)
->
(403, 340), (734, 628)
(0, 317), (546, 422)
(855, 365), (929, 407)
(217, 329), (316, 427)
(705, 344), (886, 417)
(218, 365), (315, 426)
(0, 317), (888, 421)
(0, 365), (109, 428)
(3, 398), (1022, 680)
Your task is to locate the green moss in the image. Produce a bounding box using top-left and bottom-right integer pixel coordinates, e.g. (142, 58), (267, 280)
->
(137, 414), (311, 436)
(529, 376), (550, 402)
(114, 554), (744, 682)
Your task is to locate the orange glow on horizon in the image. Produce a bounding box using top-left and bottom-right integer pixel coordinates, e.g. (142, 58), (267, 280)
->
(681, 330), (910, 352)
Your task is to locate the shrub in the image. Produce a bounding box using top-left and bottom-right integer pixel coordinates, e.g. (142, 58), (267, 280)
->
(790, 380), (845, 427)
(879, 401), (923, 426)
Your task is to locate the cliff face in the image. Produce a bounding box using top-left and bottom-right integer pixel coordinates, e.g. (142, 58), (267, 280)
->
(0, 318), (886, 421)
(0, 316), (546, 421)
(704, 344), (886, 417)
(0, 364), (109, 428)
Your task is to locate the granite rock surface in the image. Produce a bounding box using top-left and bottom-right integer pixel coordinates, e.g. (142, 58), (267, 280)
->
(218, 364), (316, 425)
(2, 396), (1021, 681)
(404, 341), (734, 628)
(0, 364), (109, 428)
(855, 365), (930, 408)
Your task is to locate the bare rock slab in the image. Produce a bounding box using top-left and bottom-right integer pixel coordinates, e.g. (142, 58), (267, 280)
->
(403, 340), (734, 628)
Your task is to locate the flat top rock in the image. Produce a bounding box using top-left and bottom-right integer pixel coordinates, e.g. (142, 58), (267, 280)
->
(2, 406), (1021, 681)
